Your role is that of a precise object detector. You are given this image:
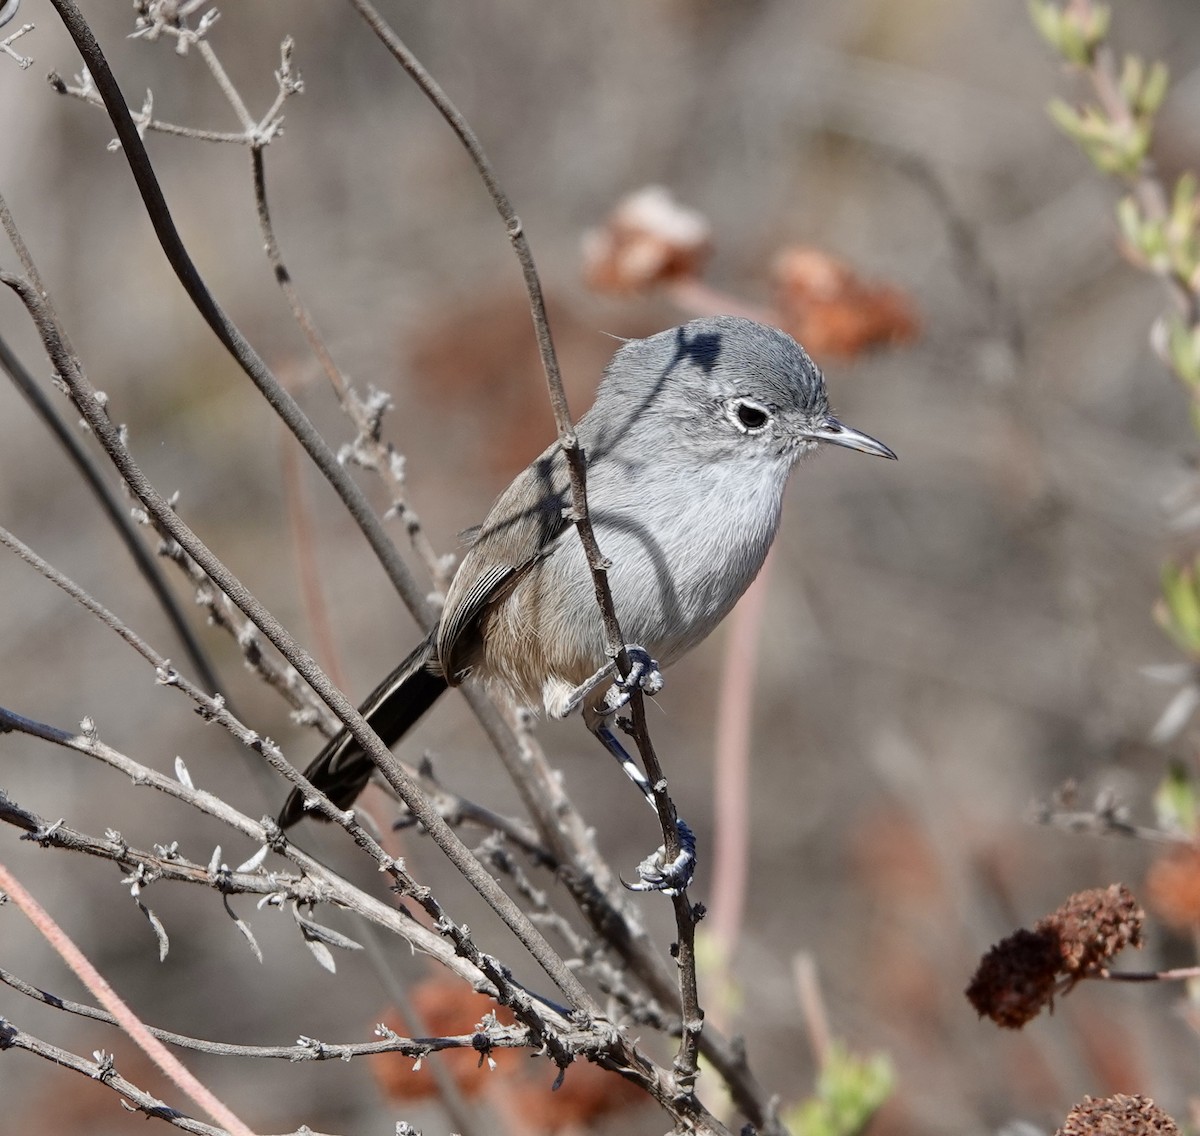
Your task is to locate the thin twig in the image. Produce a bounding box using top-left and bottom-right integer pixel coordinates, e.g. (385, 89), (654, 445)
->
(625, 695), (703, 1090)
(249, 146), (453, 593)
(709, 559), (770, 972)
(1, 23), (33, 70)
(0, 965), (591, 1061)
(1033, 799), (1191, 846)
(1, 1020), (231, 1136)
(792, 953), (833, 1070)
(1103, 965), (1200, 983)
(48, 74), (249, 142)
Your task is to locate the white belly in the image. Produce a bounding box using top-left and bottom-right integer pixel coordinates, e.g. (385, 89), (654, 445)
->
(515, 456), (788, 695)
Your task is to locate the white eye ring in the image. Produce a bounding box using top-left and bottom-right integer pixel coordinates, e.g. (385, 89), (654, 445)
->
(726, 398), (772, 433)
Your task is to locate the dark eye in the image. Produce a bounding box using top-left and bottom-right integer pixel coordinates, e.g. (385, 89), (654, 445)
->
(733, 400), (770, 431)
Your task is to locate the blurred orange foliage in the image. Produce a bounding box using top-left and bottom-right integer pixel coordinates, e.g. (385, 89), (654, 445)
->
(772, 246), (918, 359)
(1145, 845), (1200, 931)
(370, 977), (644, 1133)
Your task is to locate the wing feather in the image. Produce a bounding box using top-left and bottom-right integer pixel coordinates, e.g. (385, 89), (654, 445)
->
(436, 444), (572, 679)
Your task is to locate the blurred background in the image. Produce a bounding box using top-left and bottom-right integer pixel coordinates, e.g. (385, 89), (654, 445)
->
(2, 1), (1200, 1132)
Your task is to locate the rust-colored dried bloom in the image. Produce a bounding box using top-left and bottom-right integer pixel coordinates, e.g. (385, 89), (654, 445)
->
(1056, 1093), (1180, 1136)
(581, 186), (712, 294)
(1039, 884), (1143, 979)
(771, 246), (918, 358)
(1145, 845), (1200, 931)
(967, 884), (1144, 1028)
(965, 926), (1062, 1028)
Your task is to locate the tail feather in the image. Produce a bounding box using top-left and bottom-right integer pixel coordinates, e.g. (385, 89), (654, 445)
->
(278, 636), (448, 827)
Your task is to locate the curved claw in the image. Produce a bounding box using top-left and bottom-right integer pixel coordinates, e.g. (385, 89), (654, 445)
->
(602, 645), (665, 715)
(622, 819), (696, 896)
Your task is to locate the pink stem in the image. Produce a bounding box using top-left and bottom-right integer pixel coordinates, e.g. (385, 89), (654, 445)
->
(0, 860), (259, 1136)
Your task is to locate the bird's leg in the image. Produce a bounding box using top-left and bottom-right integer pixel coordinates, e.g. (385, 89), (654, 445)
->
(587, 712), (696, 895)
(558, 644), (664, 719)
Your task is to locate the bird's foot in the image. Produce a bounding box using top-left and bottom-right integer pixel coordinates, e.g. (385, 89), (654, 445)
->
(559, 644), (663, 719)
(601, 644), (664, 714)
(623, 818), (696, 895)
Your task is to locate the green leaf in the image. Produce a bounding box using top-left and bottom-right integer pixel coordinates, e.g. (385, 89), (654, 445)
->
(784, 1044), (895, 1136)
(1118, 54), (1145, 108)
(1027, 2), (1110, 66)
(1027, 0), (1065, 54)
(1163, 316), (1200, 389)
(1154, 761), (1198, 838)
(1172, 172), (1197, 228)
(1141, 60), (1170, 116)
(1115, 194), (1168, 268)
(1159, 557), (1200, 653)
(1116, 194), (1142, 246)
(1089, 4), (1112, 47)
(1046, 97), (1086, 141)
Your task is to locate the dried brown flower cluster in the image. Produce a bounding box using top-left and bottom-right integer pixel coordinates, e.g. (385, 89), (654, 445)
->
(965, 884), (1143, 1028)
(581, 186), (712, 294)
(1052, 883), (1145, 979)
(1056, 1093), (1179, 1136)
(771, 246), (918, 358)
(582, 188), (918, 360)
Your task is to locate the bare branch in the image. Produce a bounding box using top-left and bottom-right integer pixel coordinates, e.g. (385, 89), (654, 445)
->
(0, 521), (582, 1017)
(40, 16), (766, 1122)
(48, 70), (249, 144)
(0, 1018), (276, 1135)
(1032, 785), (1190, 846)
(0, 966), (590, 1062)
(249, 144), (453, 593)
(20, 7), (793, 1129)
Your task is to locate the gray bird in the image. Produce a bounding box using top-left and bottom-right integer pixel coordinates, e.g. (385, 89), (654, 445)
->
(280, 315), (896, 892)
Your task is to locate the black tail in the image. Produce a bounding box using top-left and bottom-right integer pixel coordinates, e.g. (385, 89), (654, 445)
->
(278, 635), (448, 827)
